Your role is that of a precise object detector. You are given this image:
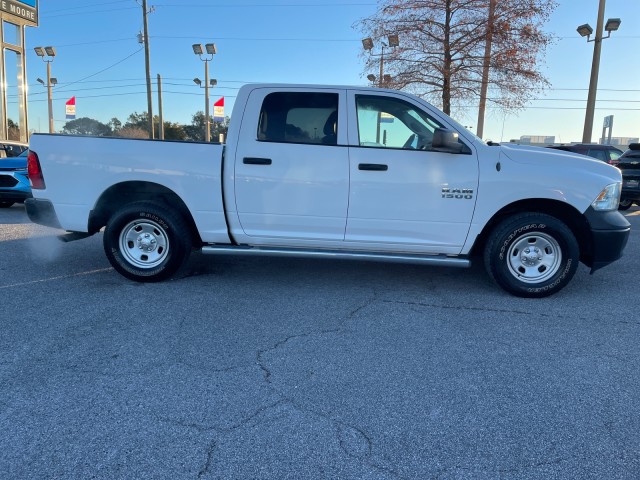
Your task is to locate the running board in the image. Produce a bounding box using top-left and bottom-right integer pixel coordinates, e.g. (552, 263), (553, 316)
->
(200, 245), (471, 268)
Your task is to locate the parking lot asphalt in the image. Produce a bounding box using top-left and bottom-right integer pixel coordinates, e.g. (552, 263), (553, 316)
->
(1, 204), (639, 479)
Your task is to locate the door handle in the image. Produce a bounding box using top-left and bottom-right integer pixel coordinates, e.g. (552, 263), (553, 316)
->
(243, 157), (272, 165)
(358, 163), (388, 171)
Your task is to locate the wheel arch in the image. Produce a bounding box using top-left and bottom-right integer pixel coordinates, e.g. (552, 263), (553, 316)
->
(88, 181), (203, 245)
(470, 199), (593, 265)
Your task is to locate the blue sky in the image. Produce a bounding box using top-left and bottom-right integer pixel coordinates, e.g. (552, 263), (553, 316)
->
(23, 0), (640, 143)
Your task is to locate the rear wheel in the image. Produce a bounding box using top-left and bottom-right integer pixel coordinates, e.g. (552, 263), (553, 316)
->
(484, 213), (579, 298)
(103, 202), (192, 282)
(0, 201), (15, 208)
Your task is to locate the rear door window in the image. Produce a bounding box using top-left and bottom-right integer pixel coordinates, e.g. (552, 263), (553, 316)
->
(258, 92), (339, 146)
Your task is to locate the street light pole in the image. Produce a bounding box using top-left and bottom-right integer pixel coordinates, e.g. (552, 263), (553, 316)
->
(46, 60), (54, 133)
(34, 46), (57, 134)
(582, 0), (606, 144)
(362, 34), (399, 88)
(362, 35), (399, 144)
(193, 43), (217, 142)
(204, 58), (210, 143)
(577, 0), (621, 144)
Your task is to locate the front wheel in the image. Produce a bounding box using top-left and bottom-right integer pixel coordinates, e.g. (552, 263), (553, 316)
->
(103, 202), (192, 282)
(484, 213), (579, 298)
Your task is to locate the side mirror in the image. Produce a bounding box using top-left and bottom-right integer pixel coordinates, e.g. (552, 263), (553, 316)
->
(432, 128), (464, 154)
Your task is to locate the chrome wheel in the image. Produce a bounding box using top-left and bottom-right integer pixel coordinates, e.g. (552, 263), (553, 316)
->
(119, 219), (169, 269)
(506, 232), (562, 284)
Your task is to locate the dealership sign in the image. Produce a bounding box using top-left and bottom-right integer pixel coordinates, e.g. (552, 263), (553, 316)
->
(1, 0), (38, 26)
(213, 97), (224, 122)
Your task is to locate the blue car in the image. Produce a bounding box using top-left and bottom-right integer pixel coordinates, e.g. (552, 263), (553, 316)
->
(0, 150), (31, 208)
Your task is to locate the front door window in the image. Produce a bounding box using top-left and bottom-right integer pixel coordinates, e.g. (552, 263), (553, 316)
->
(356, 95), (443, 151)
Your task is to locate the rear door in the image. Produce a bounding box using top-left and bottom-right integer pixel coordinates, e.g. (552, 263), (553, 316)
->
(234, 88), (349, 242)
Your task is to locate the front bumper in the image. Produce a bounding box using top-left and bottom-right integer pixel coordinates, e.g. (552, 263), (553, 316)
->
(584, 207), (631, 273)
(25, 198), (62, 229)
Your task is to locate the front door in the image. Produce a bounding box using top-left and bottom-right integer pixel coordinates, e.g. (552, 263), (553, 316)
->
(346, 91), (479, 254)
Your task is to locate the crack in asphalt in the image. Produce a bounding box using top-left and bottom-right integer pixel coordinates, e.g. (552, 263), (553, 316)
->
(336, 421), (373, 459)
(287, 400), (401, 478)
(162, 292), (397, 478)
(256, 328), (342, 384)
(247, 291), (403, 478)
(197, 438), (217, 479)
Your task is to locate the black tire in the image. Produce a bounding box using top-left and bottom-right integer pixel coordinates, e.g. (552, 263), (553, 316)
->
(103, 202), (192, 282)
(618, 199), (633, 211)
(484, 213), (579, 298)
(0, 201), (15, 208)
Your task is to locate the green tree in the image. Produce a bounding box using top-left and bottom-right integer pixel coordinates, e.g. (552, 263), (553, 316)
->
(212, 116), (231, 142)
(7, 118), (20, 141)
(108, 117), (122, 134)
(163, 122), (187, 141)
(116, 127), (148, 139)
(184, 111), (230, 142)
(123, 111), (186, 140)
(124, 112), (150, 131)
(62, 117), (113, 136)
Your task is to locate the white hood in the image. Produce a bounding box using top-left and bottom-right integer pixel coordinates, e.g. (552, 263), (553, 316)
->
(498, 143), (621, 183)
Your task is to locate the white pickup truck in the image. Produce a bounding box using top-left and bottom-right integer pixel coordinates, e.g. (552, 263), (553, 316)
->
(26, 84), (630, 297)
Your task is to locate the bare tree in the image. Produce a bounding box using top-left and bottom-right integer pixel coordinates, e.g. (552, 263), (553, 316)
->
(355, 0), (556, 121)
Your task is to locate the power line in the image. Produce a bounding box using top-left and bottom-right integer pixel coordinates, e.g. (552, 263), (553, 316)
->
(39, 1), (376, 18)
(59, 48), (144, 90)
(23, 91), (640, 110)
(28, 77), (640, 92)
(21, 78), (640, 102)
(154, 2), (375, 6)
(150, 35), (358, 42)
(41, 7), (139, 19)
(50, 38), (136, 48)
(39, 1), (131, 14)
(25, 91), (237, 103)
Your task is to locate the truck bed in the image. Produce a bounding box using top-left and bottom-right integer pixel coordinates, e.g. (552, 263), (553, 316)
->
(28, 134), (230, 243)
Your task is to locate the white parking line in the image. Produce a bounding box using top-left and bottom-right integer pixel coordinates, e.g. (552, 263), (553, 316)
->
(0, 267), (113, 289)
(626, 210), (640, 216)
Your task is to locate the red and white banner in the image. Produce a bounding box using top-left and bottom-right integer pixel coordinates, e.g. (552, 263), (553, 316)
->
(213, 97), (224, 122)
(65, 96), (76, 119)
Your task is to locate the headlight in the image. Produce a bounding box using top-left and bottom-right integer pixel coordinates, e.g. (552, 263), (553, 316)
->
(591, 182), (621, 211)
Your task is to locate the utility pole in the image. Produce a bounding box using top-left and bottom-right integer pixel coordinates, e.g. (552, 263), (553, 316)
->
(157, 74), (164, 140)
(142, 0), (154, 139)
(476, 0), (496, 140)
